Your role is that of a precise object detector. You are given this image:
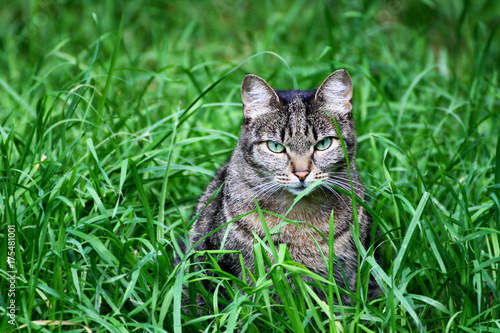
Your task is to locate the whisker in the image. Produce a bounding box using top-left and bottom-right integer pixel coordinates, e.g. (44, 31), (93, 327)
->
(328, 174), (367, 187)
(327, 170), (360, 175)
(318, 184), (328, 198)
(327, 172), (379, 196)
(321, 183), (350, 210)
(325, 179), (377, 202)
(326, 176), (366, 190)
(261, 184), (283, 203)
(237, 184), (280, 211)
(226, 181), (276, 206)
(325, 179), (361, 194)
(326, 178), (364, 193)
(253, 183), (281, 201)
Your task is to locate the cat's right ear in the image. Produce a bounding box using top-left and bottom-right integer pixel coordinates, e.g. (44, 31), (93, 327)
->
(241, 74), (279, 121)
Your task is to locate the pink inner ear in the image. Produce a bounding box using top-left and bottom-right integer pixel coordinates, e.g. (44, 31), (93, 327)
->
(243, 105), (254, 120)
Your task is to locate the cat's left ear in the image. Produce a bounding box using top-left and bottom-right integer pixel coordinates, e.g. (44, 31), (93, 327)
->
(241, 74), (279, 121)
(315, 69), (353, 114)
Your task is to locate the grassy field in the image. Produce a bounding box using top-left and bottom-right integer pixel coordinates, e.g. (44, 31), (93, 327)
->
(1, 0), (499, 332)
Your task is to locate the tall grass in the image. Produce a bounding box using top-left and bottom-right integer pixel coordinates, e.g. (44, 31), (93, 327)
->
(0, 0), (499, 332)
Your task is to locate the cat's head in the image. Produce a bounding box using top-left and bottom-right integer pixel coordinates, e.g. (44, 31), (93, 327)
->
(239, 69), (358, 196)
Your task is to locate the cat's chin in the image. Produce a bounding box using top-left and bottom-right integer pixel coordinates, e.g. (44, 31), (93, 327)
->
(285, 185), (312, 197)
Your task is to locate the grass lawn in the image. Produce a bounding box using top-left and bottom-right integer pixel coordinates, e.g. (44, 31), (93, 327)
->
(0, 0), (499, 332)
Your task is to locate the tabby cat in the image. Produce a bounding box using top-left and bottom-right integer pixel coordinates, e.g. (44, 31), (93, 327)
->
(189, 69), (379, 304)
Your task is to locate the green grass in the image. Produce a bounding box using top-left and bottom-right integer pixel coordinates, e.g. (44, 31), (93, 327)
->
(0, 0), (499, 332)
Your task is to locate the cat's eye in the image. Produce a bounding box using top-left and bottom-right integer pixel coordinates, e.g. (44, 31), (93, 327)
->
(315, 137), (332, 151)
(267, 141), (285, 153)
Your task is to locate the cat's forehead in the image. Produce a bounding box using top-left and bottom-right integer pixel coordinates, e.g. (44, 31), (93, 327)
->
(274, 89), (316, 103)
(286, 96), (308, 135)
(280, 96), (314, 152)
(252, 93), (334, 153)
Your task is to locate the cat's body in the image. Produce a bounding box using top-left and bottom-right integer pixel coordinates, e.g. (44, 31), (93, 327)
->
(189, 69), (379, 304)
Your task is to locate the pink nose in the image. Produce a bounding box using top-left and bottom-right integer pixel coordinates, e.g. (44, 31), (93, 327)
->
(294, 170), (310, 182)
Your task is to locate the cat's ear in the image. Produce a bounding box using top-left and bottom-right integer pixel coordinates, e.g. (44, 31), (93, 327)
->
(241, 74), (279, 120)
(315, 69), (353, 114)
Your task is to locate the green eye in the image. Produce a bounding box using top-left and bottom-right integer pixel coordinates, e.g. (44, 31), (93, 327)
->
(267, 141), (285, 153)
(315, 137), (332, 151)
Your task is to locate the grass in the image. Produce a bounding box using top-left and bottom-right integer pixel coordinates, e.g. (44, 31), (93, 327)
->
(0, 0), (499, 332)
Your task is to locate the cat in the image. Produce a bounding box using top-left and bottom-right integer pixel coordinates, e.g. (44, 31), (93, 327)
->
(188, 69), (380, 306)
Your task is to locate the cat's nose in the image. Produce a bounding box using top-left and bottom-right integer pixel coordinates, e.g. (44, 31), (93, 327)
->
(294, 170), (310, 182)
